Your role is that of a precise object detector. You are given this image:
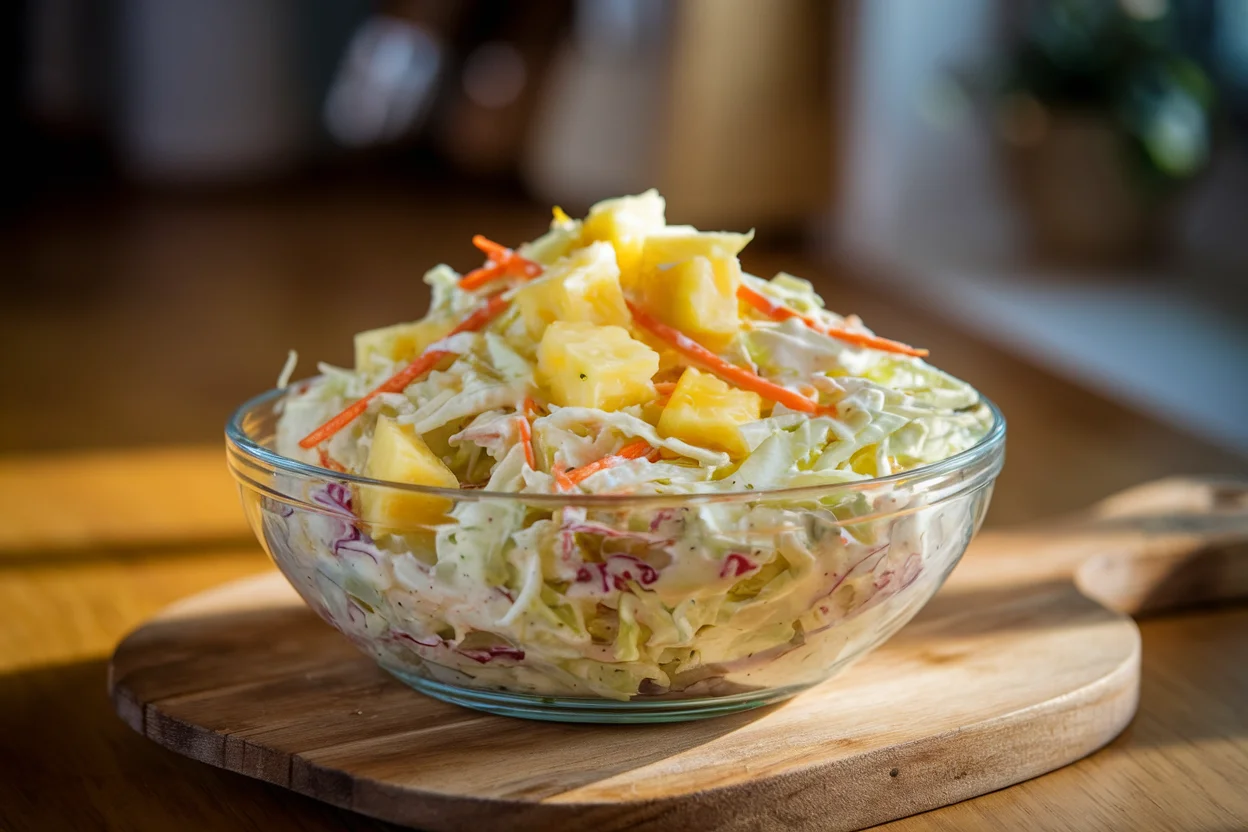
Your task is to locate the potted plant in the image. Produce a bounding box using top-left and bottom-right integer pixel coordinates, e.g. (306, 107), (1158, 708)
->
(998, 0), (1215, 265)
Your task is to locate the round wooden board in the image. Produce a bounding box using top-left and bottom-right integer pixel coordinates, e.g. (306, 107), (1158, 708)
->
(109, 547), (1140, 832)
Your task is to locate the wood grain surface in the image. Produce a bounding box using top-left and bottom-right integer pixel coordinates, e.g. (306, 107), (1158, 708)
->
(105, 479), (1248, 831)
(0, 447), (248, 559)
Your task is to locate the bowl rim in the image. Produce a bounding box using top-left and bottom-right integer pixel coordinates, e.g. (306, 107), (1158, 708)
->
(226, 382), (1006, 507)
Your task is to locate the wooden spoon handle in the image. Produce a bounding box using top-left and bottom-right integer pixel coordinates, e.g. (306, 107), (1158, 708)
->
(965, 477), (1248, 615)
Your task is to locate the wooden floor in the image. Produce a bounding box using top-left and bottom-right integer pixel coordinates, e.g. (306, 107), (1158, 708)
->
(1, 179), (1243, 525)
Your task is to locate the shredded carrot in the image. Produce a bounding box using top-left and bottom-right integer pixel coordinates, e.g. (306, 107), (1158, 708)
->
(452, 292), (512, 334)
(515, 396), (540, 470)
(298, 295), (510, 449)
(821, 327), (929, 358)
(736, 284), (820, 329)
(459, 260), (508, 289)
(458, 235), (543, 291)
(651, 381), (677, 408)
(317, 447), (347, 473)
(553, 468), (575, 491)
(736, 285), (928, 357)
(557, 440), (652, 489)
(627, 301), (820, 414)
(516, 416), (536, 469)
(472, 234), (512, 262)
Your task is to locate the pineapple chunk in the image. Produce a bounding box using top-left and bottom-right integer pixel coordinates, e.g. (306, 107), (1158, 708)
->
(581, 190), (667, 288)
(536, 322), (659, 410)
(641, 256), (742, 351)
(657, 368), (761, 458)
(354, 319), (452, 373)
(518, 207), (582, 266)
(513, 242), (630, 339)
(359, 416), (458, 529)
(640, 225), (754, 272)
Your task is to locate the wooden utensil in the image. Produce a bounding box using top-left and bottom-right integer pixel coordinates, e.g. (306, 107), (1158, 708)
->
(109, 476), (1248, 832)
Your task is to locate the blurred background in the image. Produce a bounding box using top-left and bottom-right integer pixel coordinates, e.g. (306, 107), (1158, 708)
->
(3, 0), (1246, 477)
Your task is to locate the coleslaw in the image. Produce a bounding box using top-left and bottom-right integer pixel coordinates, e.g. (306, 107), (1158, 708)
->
(265, 191), (995, 702)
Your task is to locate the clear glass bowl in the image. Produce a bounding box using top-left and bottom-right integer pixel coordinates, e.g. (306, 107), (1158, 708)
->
(226, 386), (1005, 723)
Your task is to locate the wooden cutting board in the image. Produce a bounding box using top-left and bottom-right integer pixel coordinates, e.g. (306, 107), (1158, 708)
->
(109, 478), (1248, 832)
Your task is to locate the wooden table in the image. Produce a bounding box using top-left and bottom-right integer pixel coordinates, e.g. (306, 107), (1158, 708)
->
(1, 184), (1246, 830)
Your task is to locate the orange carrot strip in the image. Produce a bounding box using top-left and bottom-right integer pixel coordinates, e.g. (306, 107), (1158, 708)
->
(317, 447), (347, 473)
(553, 468), (575, 491)
(652, 381), (678, 408)
(516, 414), (536, 470)
(560, 439), (652, 488)
(818, 327), (929, 358)
(449, 292), (512, 335)
(298, 350), (448, 450)
(737, 283), (816, 326)
(298, 295), (510, 449)
(627, 301), (819, 414)
(518, 396), (542, 470)
(472, 234), (511, 260)
(459, 261), (509, 290)
(736, 285), (928, 357)
(459, 235), (543, 291)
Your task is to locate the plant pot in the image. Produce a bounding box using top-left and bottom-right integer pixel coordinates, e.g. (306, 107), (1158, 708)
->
(1002, 109), (1172, 268)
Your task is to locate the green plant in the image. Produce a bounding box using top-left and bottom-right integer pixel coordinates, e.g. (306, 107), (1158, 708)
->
(1005, 0), (1216, 189)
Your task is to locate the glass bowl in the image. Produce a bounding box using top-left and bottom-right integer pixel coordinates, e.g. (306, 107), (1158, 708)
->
(226, 386), (1005, 723)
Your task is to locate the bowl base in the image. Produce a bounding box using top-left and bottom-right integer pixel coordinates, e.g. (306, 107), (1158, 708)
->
(385, 670), (805, 723)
